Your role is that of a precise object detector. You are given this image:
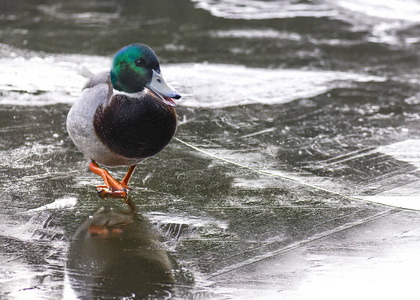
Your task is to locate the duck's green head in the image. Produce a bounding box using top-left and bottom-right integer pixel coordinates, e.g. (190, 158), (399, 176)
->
(110, 43), (181, 104)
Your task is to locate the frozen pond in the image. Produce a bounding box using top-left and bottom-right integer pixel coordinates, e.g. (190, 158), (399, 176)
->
(1, 0), (420, 299)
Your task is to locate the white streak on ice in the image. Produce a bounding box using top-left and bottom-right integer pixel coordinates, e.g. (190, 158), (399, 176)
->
(146, 211), (229, 231)
(192, 0), (420, 45)
(0, 46), (108, 106)
(191, 0), (336, 19)
(0, 47), (386, 108)
(167, 63), (385, 108)
(361, 139), (420, 210)
(26, 196), (77, 212)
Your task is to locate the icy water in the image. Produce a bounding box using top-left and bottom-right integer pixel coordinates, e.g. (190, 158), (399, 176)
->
(1, 0), (420, 299)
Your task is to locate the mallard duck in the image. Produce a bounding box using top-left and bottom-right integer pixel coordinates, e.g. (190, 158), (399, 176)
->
(67, 43), (181, 197)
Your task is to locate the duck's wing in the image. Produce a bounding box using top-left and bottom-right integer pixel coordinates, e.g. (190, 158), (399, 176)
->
(83, 71), (110, 90)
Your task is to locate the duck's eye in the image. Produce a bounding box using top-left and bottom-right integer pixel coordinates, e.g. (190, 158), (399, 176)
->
(134, 59), (144, 67)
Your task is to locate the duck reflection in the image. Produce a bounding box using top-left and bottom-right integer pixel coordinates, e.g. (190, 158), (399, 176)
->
(66, 200), (174, 299)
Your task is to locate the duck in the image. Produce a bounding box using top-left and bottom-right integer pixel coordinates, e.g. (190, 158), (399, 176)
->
(67, 43), (181, 197)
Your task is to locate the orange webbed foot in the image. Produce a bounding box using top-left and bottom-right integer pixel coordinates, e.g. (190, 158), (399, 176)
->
(89, 162), (137, 199)
(96, 185), (127, 198)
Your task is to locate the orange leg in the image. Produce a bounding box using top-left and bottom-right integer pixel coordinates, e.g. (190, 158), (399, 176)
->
(89, 161), (127, 197)
(120, 165), (137, 190)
